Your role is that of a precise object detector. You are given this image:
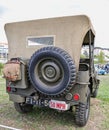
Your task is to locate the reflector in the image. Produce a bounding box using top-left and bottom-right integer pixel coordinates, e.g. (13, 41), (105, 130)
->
(73, 94), (80, 101)
(7, 86), (11, 92)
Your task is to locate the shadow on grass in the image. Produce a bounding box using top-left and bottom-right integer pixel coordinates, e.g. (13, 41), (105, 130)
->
(29, 107), (76, 126)
(0, 103), (78, 129)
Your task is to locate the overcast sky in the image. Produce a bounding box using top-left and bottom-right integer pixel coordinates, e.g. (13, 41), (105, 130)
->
(0, 0), (109, 48)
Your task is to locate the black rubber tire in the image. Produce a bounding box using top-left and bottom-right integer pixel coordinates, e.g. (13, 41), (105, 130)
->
(92, 89), (98, 98)
(28, 46), (76, 96)
(75, 88), (90, 127)
(14, 102), (33, 114)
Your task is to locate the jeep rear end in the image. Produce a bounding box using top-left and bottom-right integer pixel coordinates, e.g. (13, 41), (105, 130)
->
(3, 15), (99, 127)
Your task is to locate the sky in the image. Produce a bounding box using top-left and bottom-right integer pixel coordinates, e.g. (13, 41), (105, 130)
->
(0, 0), (109, 48)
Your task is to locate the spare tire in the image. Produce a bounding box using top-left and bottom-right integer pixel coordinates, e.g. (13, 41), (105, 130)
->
(28, 47), (76, 96)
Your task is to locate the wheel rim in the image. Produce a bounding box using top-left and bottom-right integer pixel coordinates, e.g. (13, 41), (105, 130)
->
(41, 61), (61, 83)
(35, 58), (63, 86)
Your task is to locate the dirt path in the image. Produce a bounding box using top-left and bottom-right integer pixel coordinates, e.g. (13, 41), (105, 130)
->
(83, 99), (104, 130)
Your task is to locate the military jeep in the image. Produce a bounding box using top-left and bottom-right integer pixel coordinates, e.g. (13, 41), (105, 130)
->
(3, 15), (99, 126)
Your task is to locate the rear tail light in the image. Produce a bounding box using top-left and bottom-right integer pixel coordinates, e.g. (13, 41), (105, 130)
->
(73, 93), (80, 101)
(6, 86), (11, 92)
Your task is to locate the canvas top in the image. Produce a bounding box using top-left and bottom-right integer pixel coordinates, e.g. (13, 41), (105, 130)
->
(5, 15), (95, 70)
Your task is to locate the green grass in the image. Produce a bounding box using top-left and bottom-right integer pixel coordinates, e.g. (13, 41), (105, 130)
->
(100, 102), (109, 130)
(97, 75), (109, 130)
(0, 75), (109, 130)
(97, 75), (109, 102)
(0, 78), (8, 103)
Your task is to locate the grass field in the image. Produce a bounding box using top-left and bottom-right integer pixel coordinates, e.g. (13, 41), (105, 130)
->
(97, 75), (109, 130)
(0, 75), (109, 130)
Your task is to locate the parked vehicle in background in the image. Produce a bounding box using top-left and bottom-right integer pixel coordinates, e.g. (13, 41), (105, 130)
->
(105, 63), (109, 74)
(95, 63), (109, 75)
(3, 15), (100, 127)
(98, 68), (107, 75)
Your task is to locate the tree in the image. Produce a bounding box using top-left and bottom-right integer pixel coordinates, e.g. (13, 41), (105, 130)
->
(96, 51), (105, 64)
(83, 50), (89, 58)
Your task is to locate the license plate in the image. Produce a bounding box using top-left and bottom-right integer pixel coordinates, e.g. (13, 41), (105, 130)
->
(49, 100), (70, 111)
(26, 97), (39, 105)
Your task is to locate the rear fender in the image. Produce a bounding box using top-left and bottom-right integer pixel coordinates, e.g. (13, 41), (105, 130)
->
(71, 84), (89, 104)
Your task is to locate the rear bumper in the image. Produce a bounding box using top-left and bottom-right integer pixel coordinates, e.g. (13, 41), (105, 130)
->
(25, 96), (79, 111)
(9, 94), (79, 111)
